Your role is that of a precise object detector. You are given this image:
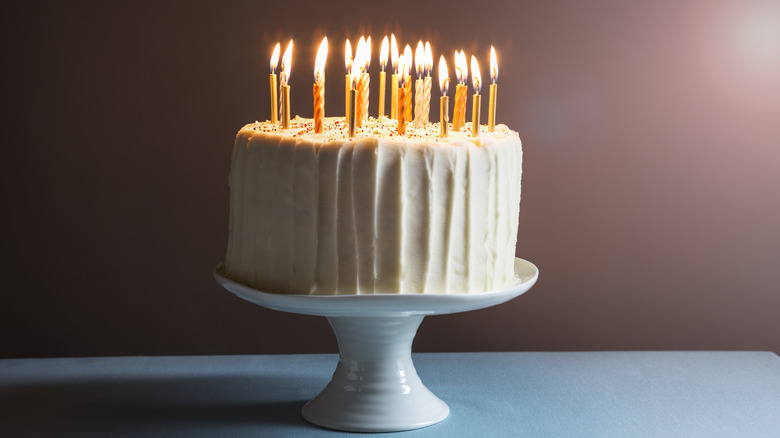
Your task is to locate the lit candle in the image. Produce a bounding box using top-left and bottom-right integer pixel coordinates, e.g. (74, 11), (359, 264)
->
(269, 43), (280, 124)
(313, 37), (328, 133)
(403, 44), (413, 123)
(471, 55), (482, 138)
(438, 55), (449, 138)
(423, 41), (433, 124)
(379, 36), (389, 118)
(355, 37), (366, 127)
(280, 40), (293, 129)
(414, 41), (424, 128)
(349, 56), (361, 137)
(390, 34), (399, 120)
(397, 53), (409, 135)
(345, 39), (353, 122)
(488, 46), (498, 132)
(360, 36), (371, 124)
(453, 50), (468, 131)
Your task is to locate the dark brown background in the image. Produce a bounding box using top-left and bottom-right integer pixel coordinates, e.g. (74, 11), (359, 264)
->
(2, 0), (779, 358)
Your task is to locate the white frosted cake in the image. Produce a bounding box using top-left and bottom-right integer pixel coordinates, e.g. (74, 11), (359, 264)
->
(225, 116), (522, 295)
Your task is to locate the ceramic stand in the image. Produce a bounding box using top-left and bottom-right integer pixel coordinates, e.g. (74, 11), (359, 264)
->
(214, 258), (538, 432)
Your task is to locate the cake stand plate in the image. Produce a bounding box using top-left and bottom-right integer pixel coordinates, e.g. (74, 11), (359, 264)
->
(214, 258), (538, 433)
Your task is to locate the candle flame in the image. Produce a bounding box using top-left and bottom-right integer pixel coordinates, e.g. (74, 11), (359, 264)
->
(314, 37), (328, 84)
(356, 37), (366, 73)
(364, 36), (372, 70)
(270, 43), (280, 74)
(398, 53), (411, 88)
(380, 36), (389, 71)
(454, 50), (468, 85)
(345, 39), (353, 73)
(490, 46), (498, 84)
(438, 55), (449, 95)
(415, 41), (425, 79)
(281, 40), (293, 85)
(350, 53), (362, 89)
(390, 34), (399, 74)
(425, 41), (433, 77)
(403, 44), (413, 77)
(471, 55), (481, 94)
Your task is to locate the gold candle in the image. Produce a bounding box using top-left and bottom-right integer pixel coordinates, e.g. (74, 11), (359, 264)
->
(405, 77), (412, 122)
(452, 50), (468, 131)
(313, 84), (323, 132)
(397, 87), (406, 135)
(345, 39), (353, 122)
(470, 55), (481, 138)
(269, 73), (278, 124)
(280, 40), (293, 129)
(414, 78), (423, 128)
(440, 96), (449, 138)
(348, 54), (361, 137)
(397, 53), (409, 135)
(488, 83), (496, 132)
(379, 36), (388, 118)
(390, 34), (399, 119)
(472, 93), (481, 137)
(349, 88), (357, 137)
(345, 75), (351, 122)
(281, 84), (291, 129)
(488, 46), (499, 132)
(390, 74), (398, 119)
(453, 83), (466, 131)
(313, 37), (328, 133)
(438, 55), (450, 138)
(269, 43), (280, 124)
(379, 71), (386, 118)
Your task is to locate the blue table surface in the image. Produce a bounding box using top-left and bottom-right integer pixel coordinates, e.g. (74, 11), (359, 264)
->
(1, 352), (779, 437)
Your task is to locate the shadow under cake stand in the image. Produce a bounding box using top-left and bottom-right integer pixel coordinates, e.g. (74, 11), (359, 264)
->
(214, 258), (538, 433)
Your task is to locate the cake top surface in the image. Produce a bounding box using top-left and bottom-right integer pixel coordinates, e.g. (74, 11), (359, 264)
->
(241, 116), (519, 146)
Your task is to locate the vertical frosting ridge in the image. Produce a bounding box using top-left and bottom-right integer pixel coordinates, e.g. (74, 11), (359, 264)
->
(400, 145), (430, 293)
(374, 142), (403, 293)
(226, 130), (250, 276)
(291, 141), (318, 294)
(313, 141), (340, 294)
(336, 142), (357, 294)
(445, 146), (469, 293)
(353, 138), (378, 294)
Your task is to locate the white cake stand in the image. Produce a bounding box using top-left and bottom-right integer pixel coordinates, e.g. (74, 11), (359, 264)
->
(214, 258), (538, 433)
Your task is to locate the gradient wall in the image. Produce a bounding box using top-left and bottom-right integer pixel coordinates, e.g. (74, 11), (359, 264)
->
(2, 0), (779, 357)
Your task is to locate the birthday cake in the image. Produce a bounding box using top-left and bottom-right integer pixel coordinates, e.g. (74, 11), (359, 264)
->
(225, 116), (522, 294)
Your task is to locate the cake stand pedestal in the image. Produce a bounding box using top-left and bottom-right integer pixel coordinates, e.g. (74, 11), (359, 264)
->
(214, 258), (538, 433)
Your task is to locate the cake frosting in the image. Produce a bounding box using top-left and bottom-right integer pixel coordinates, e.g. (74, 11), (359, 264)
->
(225, 116), (522, 295)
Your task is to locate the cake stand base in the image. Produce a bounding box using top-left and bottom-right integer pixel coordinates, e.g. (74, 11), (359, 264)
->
(302, 315), (448, 432)
(214, 258), (538, 433)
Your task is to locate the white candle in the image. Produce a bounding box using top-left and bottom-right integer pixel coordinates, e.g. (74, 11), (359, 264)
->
(414, 41), (424, 128)
(423, 41), (433, 124)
